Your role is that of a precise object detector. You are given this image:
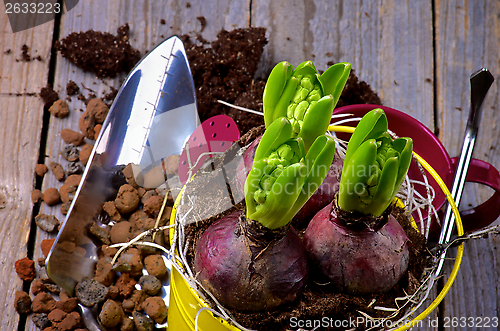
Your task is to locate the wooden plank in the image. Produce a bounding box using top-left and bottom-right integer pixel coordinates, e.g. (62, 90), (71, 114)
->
(24, 1), (500, 330)
(435, 0), (500, 329)
(252, 0), (435, 128)
(26, 0), (252, 330)
(0, 8), (54, 331)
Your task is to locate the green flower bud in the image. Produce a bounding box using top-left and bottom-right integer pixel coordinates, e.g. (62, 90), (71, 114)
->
(338, 109), (413, 216)
(294, 101), (309, 121)
(245, 118), (336, 229)
(287, 103), (296, 118)
(263, 61), (351, 151)
(260, 175), (276, 192)
(254, 188), (267, 204)
(301, 77), (314, 91)
(271, 165), (283, 178)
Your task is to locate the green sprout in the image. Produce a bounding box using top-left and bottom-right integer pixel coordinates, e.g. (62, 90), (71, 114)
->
(338, 109), (413, 217)
(245, 117), (336, 229)
(263, 61), (351, 151)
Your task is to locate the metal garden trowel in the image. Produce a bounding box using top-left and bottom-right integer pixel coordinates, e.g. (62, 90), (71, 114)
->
(46, 36), (200, 328)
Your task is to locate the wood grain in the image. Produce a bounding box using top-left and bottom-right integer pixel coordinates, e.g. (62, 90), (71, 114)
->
(253, 0), (435, 128)
(435, 0), (500, 329)
(0, 0), (496, 330)
(0, 7), (54, 331)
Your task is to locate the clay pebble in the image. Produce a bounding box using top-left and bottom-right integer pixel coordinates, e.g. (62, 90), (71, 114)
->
(14, 291), (32, 314)
(144, 254), (168, 279)
(49, 161), (65, 181)
(31, 189), (43, 203)
(35, 164), (48, 177)
(86, 98), (109, 124)
(132, 311), (155, 331)
(138, 274), (162, 296)
(35, 214), (60, 233)
(42, 188), (61, 206)
(109, 221), (134, 244)
(115, 273), (137, 298)
(89, 223), (111, 245)
(79, 144), (93, 165)
(60, 128), (85, 146)
(93, 257), (115, 286)
(15, 257), (36, 282)
(31, 292), (57, 313)
(114, 184), (140, 214)
(55, 297), (79, 313)
(99, 299), (124, 328)
(61, 144), (80, 162)
(32, 313), (51, 329)
(75, 277), (109, 307)
(116, 248), (144, 277)
(66, 161), (84, 175)
(31, 279), (46, 295)
(141, 296), (168, 324)
(102, 200), (122, 222)
(40, 239), (55, 257)
(60, 175), (82, 204)
(78, 108), (96, 140)
(48, 99), (70, 118)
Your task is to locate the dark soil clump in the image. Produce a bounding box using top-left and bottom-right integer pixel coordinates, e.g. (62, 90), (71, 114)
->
(21, 45), (31, 61)
(66, 81), (79, 96)
(55, 24), (141, 78)
(183, 28), (268, 134)
(19, 45), (42, 62)
(39, 85), (59, 108)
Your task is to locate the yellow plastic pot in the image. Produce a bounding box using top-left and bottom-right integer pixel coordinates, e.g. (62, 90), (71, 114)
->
(167, 186), (239, 331)
(167, 263), (238, 330)
(167, 125), (464, 331)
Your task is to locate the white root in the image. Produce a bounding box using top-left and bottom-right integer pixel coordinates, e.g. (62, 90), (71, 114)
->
(217, 100), (264, 116)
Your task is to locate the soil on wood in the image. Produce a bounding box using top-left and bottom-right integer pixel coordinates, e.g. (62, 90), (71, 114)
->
(55, 24), (141, 78)
(19, 44), (42, 62)
(39, 85), (59, 108)
(182, 28), (268, 135)
(66, 81), (80, 96)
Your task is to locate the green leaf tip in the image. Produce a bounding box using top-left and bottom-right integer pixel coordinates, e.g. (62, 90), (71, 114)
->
(245, 117), (336, 229)
(263, 60), (351, 152)
(338, 109), (413, 216)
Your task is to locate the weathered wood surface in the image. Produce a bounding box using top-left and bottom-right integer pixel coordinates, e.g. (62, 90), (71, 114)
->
(0, 7), (54, 330)
(436, 1), (500, 330)
(0, 0), (498, 330)
(254, 0), (435, 128)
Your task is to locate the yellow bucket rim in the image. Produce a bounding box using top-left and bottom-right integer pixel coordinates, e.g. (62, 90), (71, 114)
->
(168, 125), (464, 331)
